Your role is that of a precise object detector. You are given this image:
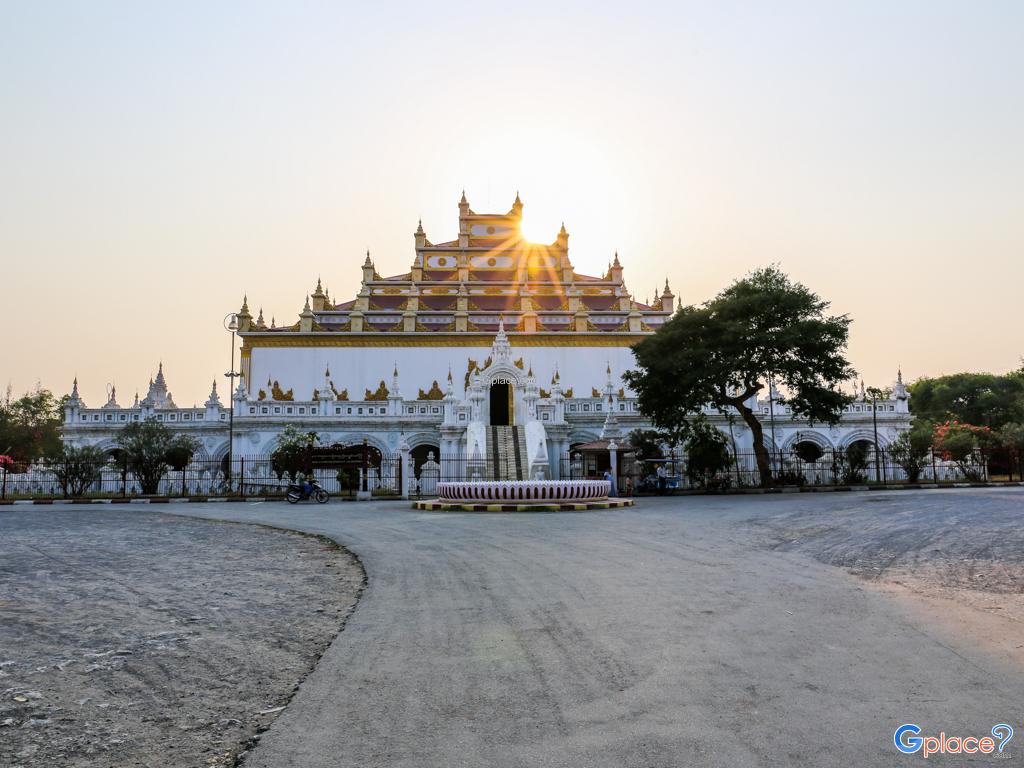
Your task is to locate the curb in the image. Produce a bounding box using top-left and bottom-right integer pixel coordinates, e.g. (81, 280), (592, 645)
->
(641, 480), (1024, 497)
(0, 496), (272, 506)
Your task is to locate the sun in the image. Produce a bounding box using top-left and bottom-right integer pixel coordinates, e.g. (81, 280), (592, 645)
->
(518, 209), (562, 245)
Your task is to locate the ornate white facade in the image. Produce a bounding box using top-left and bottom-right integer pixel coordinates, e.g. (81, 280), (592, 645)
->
(61, 193), (913, 478)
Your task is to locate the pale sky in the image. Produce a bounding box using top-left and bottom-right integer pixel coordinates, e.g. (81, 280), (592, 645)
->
(2, 1), (1022, 407)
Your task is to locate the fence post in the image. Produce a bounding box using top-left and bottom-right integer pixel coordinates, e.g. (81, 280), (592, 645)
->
(239, 455), (245, 496)
(362, 439), (369, 493)
(122, 454), (128, 497)
(63, 457), (69, 499)
(930, 449), (937, 481)
(398, 438), (410, 499)
(1, 466), (6, 500)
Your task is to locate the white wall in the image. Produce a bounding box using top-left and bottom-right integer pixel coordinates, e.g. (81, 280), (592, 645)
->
(248, 343), (640, 400)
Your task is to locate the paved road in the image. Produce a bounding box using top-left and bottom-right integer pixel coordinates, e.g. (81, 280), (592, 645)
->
(167, 489), (1024, 767)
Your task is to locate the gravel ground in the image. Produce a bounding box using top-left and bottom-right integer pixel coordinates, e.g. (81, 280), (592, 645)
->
(0, 507), (364, 768)
(753, 487), (1024, 622)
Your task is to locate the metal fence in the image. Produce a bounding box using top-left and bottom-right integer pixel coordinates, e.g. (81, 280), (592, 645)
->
(621, 447), (1024, 492)
(1, 447), (1021, 499)
(0, 453), (409, 500)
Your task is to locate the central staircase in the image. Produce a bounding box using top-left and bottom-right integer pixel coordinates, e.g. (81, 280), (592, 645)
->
(487, 426), (530, 480)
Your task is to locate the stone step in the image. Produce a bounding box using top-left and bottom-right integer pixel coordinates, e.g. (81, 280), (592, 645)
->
(487, 425), (528, 481)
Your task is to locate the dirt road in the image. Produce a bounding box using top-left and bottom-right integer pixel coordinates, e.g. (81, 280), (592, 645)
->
(164, 489), (1024, 767)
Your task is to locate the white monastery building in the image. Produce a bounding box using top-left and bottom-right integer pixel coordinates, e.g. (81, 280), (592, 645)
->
(62, 192), (912, 481)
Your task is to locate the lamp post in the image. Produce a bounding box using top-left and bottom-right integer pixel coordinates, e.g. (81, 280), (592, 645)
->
(767, 372), (778, 482)
(223, 313), (239, 492)
(866, 386), (882, 483)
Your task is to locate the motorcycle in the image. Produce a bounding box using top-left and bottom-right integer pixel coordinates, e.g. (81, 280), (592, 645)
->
(285, 479), (330, 504)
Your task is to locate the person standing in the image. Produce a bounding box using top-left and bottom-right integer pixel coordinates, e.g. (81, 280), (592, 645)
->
(603, 468), (618, 497)
(656, 463), (667, 495)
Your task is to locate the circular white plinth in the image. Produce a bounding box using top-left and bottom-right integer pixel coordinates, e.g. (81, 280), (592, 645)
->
(437, 479), (610, 503)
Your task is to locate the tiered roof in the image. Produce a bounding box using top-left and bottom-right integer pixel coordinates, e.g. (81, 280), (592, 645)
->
(238, 193), (674, 336)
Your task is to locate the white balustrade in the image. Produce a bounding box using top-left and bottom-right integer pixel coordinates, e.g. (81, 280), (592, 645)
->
(437, 479), (610, 502)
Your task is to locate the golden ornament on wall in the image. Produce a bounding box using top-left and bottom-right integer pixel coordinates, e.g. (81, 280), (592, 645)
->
(271, 381), (294, 401)
(364, 380), (390, 401)
(418, 381), (445, 400)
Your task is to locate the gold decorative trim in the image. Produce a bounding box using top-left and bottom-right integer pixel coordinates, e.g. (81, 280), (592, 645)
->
(241, 333), (648, 349)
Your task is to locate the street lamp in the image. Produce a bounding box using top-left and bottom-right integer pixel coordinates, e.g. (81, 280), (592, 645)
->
(223, 313), (239, 491)
(767, 371), (778, 481)
(866, 385), (884, 483)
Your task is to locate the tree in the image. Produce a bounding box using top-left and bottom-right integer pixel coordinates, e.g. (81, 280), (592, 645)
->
(932, 420), (993, 481)
(887, 421), (933, 483)
(270, 425), (318, 481)
(627, 429), (666, 461)
(164, 434), (200, 471)
(117, 418), (179, 494)
(909, 371), (1024, 430)
(836, 442), (871, 484)
(0, 385), (64, 462)
(999, 422), (1024, 452)
(42, 444), (109, 496)
(684, 418), (731, 488)
(625, 266), (855, 487)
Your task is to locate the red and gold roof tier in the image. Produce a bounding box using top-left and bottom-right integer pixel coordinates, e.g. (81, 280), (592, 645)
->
(237, 193), (675, 338)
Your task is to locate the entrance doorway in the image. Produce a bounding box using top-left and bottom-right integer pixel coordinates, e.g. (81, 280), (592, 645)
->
(489, 381), (511, 425)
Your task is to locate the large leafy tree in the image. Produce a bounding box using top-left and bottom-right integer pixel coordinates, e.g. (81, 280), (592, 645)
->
(0, 385), (64, 462)
(117, 418), (198, 495)
(625, 266), (855, 486)
(909, 371), (1024, 430)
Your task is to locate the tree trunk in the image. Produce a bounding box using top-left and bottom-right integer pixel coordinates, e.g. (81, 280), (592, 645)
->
(737, 402), (773, 487)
